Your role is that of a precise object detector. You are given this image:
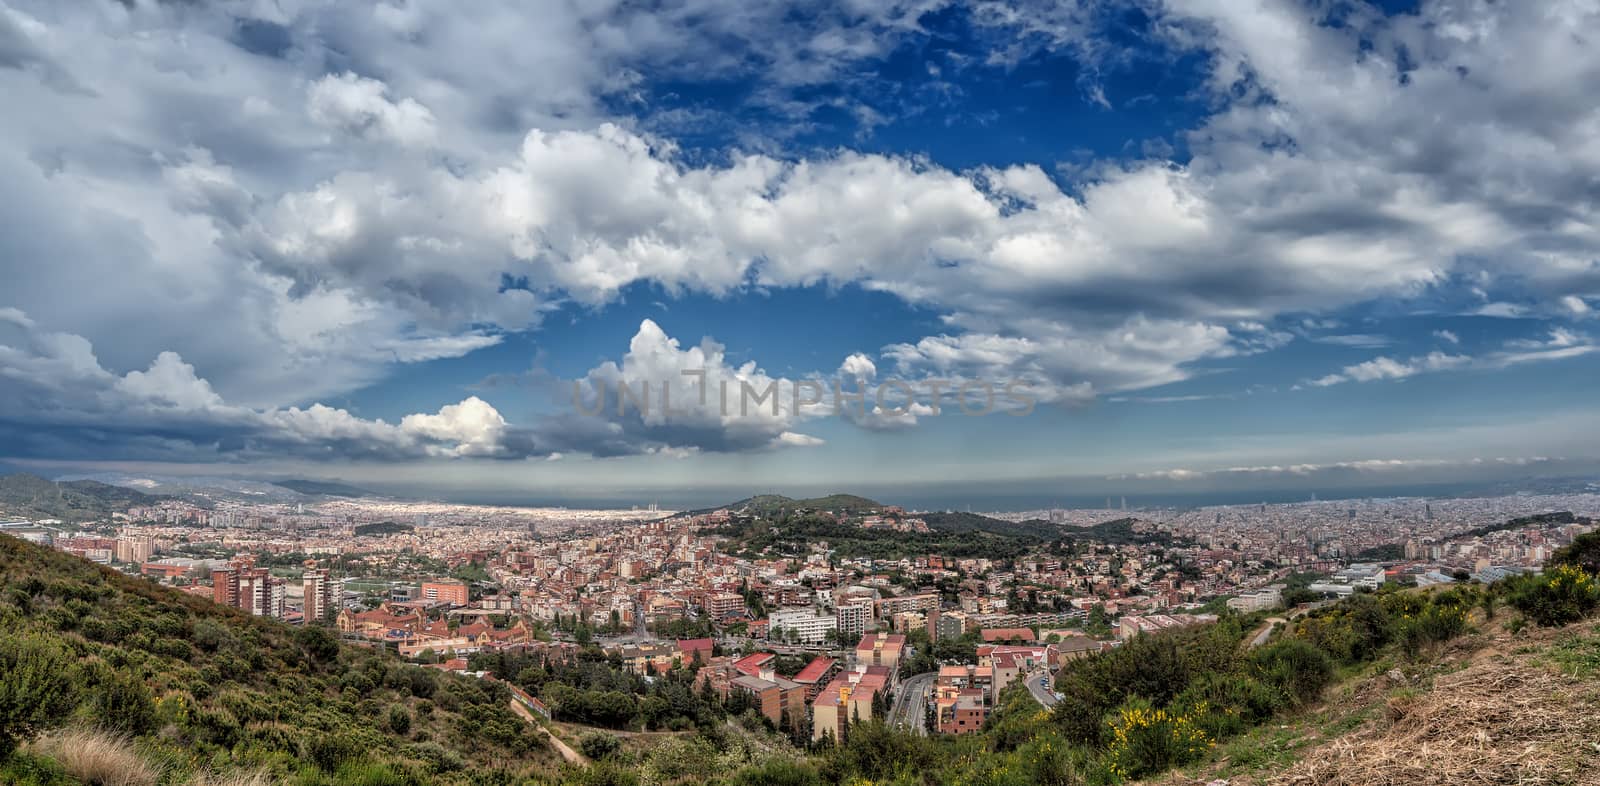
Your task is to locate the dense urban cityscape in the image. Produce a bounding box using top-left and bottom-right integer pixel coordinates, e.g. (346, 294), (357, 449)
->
(6, 0), (1600, 782)
(5, 479), (1595, 746)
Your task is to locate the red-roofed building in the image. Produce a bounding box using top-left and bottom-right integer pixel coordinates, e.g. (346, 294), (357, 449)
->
(980, 627), (1036, 643)
(792, 656), (839, 701)
(811, 665), (891, 741)
(677, 638), (714, 665)
(734, 652), (776, 677)
(854, 632), (906, 675)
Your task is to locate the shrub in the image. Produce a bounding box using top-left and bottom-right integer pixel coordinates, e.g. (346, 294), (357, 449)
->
(1505, 565), (1600, 627)
(0, 633), (79, 759)
(1172, 672), (1282, 739)
(1550, 531), (1600, 575)
(728, 758), (824, 786)
(1101, 698), (1212, 781)
(1250, 639), (1335, 706)
(295, 626), (340, 665)
(0, 750), (77, 786)
(386, 705), (412, 736)
(91, 669), (156, 737)
(577, 731), (622, 760)
(1051, 630), (1200, 745)
(566, 760), (640, 786)
(1395, 602), (1471, 656)
(304, 731), (364, 773)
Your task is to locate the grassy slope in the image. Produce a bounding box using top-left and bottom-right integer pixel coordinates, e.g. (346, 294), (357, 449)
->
(1156, 616), (1600, 786)
(0, 535), (556, 785)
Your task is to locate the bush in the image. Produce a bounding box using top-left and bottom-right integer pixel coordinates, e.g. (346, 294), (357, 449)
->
(1172, 672), (1282, 739)
(386, 705), (412, 736)
(1051, 623), (1240, 745)
(0, 750), (77, 786)
(304, 731), (364, 773)
(1101, 697), (1212, 781)
(577, 731), (622, 760)
(1249, 639), (1334, 706)
(728, 758), (824, 786)
(1395, 602), (1471, 656)
(1551, 531), (1600, 575)
(295, 625), (340, 665)
(91, 669), (156, 737)
(1504, 565), (1600, 627)
(0, 633), (79, 759)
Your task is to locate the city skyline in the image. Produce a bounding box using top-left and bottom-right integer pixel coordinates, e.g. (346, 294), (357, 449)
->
(3, 0), (1600, 503)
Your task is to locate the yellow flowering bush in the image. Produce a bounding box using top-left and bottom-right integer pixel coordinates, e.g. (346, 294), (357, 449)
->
(1101, 698), (1212, 781)
(1505, 564), (1600, 627)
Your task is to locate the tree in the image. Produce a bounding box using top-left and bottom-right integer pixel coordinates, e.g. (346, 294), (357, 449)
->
(0, 633), (78, 759)
(1085, 604), (1112, 638)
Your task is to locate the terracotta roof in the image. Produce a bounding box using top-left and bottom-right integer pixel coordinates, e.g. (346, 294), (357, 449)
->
(793, 657), (836, 684)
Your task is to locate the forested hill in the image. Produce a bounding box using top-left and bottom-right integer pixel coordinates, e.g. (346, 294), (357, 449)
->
(0, 534), (554, 783)
(919, 511), (1063, 540)
(0, 472), (166, 521)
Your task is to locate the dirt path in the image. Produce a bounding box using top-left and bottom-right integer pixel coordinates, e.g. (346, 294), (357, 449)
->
(509, 699), (588, 764)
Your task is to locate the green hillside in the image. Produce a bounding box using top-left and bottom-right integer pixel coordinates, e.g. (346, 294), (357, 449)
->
(921, 511), (1063, 540)
(0, 535), (554, 785)
(0, 473), (166, 522)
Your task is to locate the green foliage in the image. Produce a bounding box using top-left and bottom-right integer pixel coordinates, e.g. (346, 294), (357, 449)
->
(296, 624), (341, 664)
(1502, 565), (1600, 627)
(1248, 639), (1334, 706)
(576, 731), (621, 760)
(1551, 531), (1600, 576)
(87, 666), (156, 737)
(728, 758), (823, 786)
(354, 521), (416, 537)
(0, 750), (76, 786)
(0, 534), (553, 783)
(1101, 697), (1212, 781)
(387, 705), (413, 735)
(1051, 619), (1243, 746)
(0, 632), (78, 758)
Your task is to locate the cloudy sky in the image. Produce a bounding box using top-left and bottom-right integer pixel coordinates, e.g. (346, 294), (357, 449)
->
(2, 0), (1598, 507)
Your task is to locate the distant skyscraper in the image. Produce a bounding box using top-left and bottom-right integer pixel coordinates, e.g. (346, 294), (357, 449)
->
(1120, 496), (1127, 511)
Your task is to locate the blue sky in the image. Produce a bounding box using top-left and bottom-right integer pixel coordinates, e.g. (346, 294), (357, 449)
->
(1, 0), (1598, 507)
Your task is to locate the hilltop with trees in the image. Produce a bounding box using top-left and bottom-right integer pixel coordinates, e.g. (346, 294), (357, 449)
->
(0, 472), (168, 522)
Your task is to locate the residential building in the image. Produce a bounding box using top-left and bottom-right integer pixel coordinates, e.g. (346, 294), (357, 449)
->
(421, 580), (470, 606)
(769, 607), (838, 645)
(303, 568), (337, 623)
(854, 632), (905, 674)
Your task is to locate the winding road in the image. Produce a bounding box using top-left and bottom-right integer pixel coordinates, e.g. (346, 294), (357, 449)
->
(1025, 671), (1060, 708)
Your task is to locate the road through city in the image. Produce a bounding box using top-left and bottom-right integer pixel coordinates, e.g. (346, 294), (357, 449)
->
(889, 672), (937, 735)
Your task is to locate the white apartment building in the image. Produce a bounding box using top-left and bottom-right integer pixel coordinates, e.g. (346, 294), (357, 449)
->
(769, 607), (838, 645)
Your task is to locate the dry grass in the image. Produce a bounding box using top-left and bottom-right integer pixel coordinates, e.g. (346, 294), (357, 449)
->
(25, 728), (162, 786)
(1269, 637), (1600, 786)
(187, 769), (279, 786)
